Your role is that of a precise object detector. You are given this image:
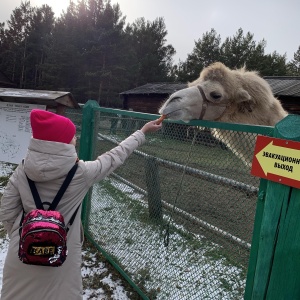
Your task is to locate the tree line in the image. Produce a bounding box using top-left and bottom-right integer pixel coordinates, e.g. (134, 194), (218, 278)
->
(0, 0), (299, 107)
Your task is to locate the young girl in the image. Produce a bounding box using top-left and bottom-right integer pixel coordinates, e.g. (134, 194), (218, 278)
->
(0, 109), (162, 300)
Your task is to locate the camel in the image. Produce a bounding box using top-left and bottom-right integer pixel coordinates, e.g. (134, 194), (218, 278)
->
(159, 62), (288, 166)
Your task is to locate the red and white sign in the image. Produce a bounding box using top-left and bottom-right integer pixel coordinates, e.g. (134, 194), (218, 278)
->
(251, 135), (300, 189)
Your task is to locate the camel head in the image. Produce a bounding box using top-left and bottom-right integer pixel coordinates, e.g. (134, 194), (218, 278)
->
(159, 62), (287, 126)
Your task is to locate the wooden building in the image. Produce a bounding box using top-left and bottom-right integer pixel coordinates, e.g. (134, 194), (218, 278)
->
(0, 88), (80, 114)
(264, 77), (300, 115)
(0, 69), (79, 114)
(120, 77), (300, 115)
(120, 83), (187, 114)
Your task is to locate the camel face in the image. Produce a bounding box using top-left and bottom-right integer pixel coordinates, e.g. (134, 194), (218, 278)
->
(159, 81), (228, 122)
(159, 87), (203, 122)
(158, 62), (289, 167)
(159, 62), (288, 126)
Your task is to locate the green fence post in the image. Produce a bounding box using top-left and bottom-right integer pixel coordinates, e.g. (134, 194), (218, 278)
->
(244, 179), (268, 300)
(245, 115), (300, 299)
(145, 156), (162, 220)
(79, 100), (100, 230)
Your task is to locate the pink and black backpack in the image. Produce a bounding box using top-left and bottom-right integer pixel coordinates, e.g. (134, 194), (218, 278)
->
(19, 163), (79, 267)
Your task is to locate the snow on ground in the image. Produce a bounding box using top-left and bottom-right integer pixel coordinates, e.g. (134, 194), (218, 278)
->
(0, 162), (14, 193)
(1, 160), (246, 299)
(0, 233), (132, 299)
(88, 179), (246, 300)
(0, 237), (8, 290)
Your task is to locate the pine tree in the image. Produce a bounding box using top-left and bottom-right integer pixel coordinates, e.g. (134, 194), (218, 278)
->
(176, 28), (288, 81)
(0, 1), (33, 87)
(287, 46), (300, 75)
(176, 29), (221, 82)
(25, 4), (55, 88)
(125, 17), (175, 87)
(221, 28), (266, 69)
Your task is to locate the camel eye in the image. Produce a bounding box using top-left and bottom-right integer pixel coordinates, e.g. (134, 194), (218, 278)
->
(210, 91), (222, 101)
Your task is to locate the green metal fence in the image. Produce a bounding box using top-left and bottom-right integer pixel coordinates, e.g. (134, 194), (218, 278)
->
(66, 101), (274, 299)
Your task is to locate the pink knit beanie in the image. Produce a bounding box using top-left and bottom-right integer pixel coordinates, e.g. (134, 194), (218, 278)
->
(30, 109), (76, 144)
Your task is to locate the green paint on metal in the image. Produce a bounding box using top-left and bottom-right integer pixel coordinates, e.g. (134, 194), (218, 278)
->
(251, 181), (291, 299)
(79, 100), (100, 229)
(244, 179), (267, 300)
(244, 114), (300, 299)
(276, 114), (300, 140)
(96, 107), (275, 136)
(266, 187), (300, 299)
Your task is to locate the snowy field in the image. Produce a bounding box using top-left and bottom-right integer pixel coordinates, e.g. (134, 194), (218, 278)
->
(88, 179), (246, 299)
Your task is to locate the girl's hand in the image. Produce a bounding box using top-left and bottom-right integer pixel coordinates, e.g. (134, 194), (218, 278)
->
(140, 120), (163, 134)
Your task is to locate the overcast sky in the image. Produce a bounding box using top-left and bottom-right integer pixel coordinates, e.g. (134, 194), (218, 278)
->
(1, 0), (299, 63)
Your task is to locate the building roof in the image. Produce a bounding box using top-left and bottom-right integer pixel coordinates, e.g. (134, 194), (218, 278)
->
(0, 88), (80, 108)
(120, 77), (300, 98)
(264, 77), (300, 97)
(120, 83), (187, 95)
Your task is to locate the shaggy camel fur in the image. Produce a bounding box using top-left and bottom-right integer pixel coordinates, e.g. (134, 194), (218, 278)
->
(159, 62), (288, 166)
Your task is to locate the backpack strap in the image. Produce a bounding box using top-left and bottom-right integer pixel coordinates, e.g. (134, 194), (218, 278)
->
(66, 203), (81, 233)
(21, 163), (80, 235)
(48, 163), (78, 211)
(26, 163), (78, 211)
(26, 174), (44, 209)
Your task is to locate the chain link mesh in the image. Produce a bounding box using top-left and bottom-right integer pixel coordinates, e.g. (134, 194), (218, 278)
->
(66, 108), (269, 300)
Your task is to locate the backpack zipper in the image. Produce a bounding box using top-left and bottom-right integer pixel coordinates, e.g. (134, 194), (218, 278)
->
(23, 217), (66, 229)
(21, 228), (66, 243)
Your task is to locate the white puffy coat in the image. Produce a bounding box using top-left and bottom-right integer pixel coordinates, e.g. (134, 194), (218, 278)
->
(0, 130), (145, 300)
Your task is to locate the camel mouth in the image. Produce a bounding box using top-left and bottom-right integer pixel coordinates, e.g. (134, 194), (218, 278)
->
(162, 109), (183, 120)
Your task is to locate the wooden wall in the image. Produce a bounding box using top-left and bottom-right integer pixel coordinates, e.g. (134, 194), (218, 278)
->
(278, 96), (300, 115)
(122, 94), (169, 114)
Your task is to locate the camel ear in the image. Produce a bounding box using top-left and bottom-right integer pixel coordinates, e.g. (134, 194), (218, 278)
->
(236, 88), (254, 113)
